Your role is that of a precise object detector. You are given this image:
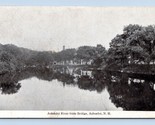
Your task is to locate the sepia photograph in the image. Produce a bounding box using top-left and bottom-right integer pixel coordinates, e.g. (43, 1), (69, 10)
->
(0, 6), (155, 118)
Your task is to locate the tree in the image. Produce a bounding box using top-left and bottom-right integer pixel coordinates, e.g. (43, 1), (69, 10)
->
(92, 44), (107, 67)
(107, 24), (155, 67)
(60, 49), (76, 61)
(0, 51), (18, 72)
(107, 34), (130, 67)
(31, 51), (54, 66)
(52, 49), (76, 64)
(126, 25), (155, 64)
(76, 46), (96, 64)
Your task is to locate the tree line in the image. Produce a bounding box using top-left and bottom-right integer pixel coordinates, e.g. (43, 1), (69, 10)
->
(0, 24), (154, 73)
(52, 45), (107, 66)
(0, 43), (107, 73)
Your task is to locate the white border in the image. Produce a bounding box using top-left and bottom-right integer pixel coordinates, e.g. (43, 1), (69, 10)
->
(0, 111), (154, 118)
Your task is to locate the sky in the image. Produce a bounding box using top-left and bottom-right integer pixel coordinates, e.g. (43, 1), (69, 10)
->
(0, 7), (155, 51)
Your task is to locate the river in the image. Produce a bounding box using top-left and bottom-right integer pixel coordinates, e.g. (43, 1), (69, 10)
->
(0, 66), (154, 111)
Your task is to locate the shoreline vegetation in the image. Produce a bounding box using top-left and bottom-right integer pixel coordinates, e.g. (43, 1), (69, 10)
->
(1, 24), (155, 110)
(1, 24), (155, 75)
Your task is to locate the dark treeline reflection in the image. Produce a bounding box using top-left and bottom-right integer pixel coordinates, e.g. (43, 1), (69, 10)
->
(53, 67), (106, 92)
(107, 72), (155, 110)
(1, 67), (155, 111)
(0, 67), (106, 95)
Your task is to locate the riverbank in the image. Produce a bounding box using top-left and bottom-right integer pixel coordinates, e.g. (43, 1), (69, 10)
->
(105, 64), (155, 80)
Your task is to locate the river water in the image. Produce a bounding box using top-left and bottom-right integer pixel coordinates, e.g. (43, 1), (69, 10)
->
(0, 67), (154, 111)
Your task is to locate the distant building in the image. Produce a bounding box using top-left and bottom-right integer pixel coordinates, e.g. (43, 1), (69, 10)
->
(63, 45), (65, 50)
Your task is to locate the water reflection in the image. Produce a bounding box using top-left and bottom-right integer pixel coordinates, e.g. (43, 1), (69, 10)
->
(107, 72), (155, 110)
(0, 66), (155, 110)
(0, 67), (106, 94)
(0, 73), (21, 94)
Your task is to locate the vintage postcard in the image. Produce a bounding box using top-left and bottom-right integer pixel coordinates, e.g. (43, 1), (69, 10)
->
(0, 6), (155, 118)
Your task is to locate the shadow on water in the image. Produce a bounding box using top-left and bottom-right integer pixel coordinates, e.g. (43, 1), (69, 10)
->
(1, 66), (155, 110)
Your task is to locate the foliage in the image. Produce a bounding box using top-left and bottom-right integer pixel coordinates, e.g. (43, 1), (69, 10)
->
(107, 24), (155, 67)
(53, 49), (76, 62)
